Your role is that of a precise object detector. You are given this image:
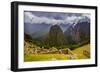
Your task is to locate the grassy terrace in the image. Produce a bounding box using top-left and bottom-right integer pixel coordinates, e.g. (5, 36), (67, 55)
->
(24, 54), (70, 62)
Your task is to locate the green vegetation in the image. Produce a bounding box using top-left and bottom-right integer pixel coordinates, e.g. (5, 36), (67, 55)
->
(67, 40), (90, 50)
(24, 54), (70, 62)
(72, 44), (90, 59)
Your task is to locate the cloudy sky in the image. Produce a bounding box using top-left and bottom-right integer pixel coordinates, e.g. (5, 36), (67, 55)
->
(24, 11), (90, 25)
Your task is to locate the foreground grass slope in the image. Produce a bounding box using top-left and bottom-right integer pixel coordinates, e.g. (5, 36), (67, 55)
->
(72, 44), (90, 59)
(24, 54), (70, 62)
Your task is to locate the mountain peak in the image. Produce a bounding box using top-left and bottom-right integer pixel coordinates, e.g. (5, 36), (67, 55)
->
(44, 24), (65, 47)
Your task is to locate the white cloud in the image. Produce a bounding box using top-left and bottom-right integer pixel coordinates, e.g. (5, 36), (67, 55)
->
(24, 12), (90, 25)
(65, 16), (79, 23)
(82, 14), (90, 18)
(24, 12), (63, 24)
(24, 12), (34, 23)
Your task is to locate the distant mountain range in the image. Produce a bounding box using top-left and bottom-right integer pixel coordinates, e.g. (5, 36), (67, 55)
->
(64, 21), (90, 44)
(25, 14), (90, 38)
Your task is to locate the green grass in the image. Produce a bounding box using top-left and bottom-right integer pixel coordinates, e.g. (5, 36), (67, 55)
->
(24, 54), (70, 62)
(72, 44), (90, 59)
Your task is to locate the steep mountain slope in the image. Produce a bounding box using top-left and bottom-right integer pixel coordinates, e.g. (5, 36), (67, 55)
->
(24, 23), (51, 39)
(44, 25), (65, 47)
(64, 21), (90, 44)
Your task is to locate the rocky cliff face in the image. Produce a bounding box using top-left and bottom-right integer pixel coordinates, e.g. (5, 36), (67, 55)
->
(64, 21), (90, 44)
